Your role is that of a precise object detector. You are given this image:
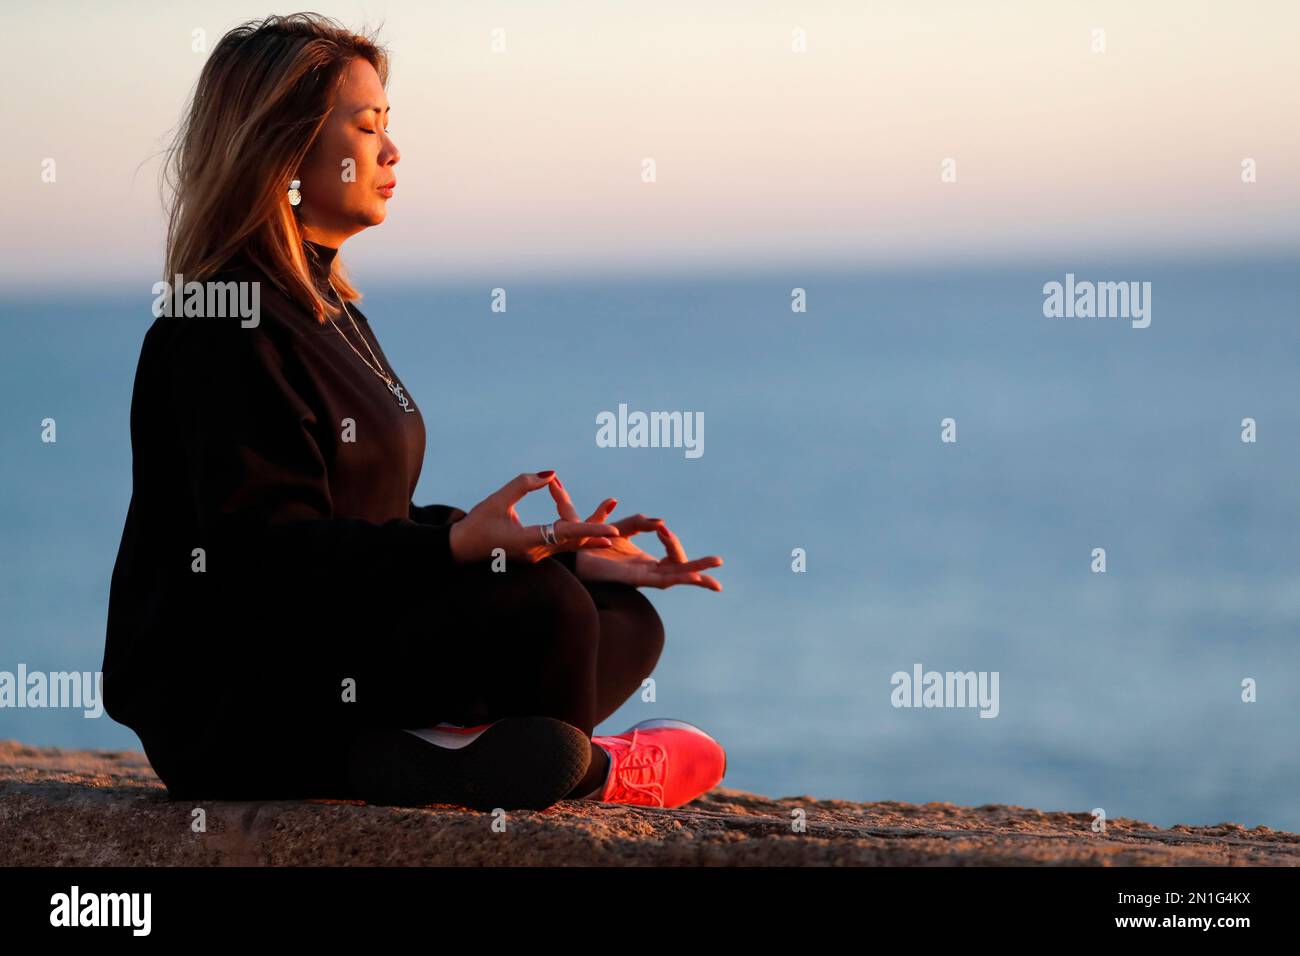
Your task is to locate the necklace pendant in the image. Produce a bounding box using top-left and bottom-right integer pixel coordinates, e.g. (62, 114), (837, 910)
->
(388, 380), (415, 412)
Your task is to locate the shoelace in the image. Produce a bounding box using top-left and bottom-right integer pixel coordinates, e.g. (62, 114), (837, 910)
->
(604, 728), (668, 806)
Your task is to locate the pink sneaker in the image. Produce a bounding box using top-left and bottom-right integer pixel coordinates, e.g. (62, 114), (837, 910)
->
(591, 718), (727, 808)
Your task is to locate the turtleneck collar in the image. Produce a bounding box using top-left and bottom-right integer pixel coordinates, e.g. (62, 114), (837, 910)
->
(303, 239), (339, 283)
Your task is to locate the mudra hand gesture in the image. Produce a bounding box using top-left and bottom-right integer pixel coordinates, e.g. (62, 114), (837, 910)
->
(448, 470), (622, 564)
(550, 483), (724, 592)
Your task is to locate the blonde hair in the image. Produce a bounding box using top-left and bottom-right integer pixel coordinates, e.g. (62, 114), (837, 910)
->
(162, 13), (388, 323)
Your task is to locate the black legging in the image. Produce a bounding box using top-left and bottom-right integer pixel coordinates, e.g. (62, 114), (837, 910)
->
(136, 555), (665, 800)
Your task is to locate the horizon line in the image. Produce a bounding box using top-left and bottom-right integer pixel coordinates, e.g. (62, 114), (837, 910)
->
(2, 242), (1296, 300)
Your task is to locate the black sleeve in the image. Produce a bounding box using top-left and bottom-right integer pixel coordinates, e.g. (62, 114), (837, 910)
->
(408, 501), (580, 572)
(409, 502), (468, 525)
(167, 319), (458, 587)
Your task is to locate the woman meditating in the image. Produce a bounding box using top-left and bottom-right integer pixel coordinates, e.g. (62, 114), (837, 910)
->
(102, 13), (726, 811)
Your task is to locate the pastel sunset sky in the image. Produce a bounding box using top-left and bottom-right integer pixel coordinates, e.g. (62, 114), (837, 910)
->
(3, 0), (1296, 289)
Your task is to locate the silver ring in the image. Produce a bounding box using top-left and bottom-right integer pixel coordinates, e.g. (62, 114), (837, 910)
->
(539, 522), (558, 546)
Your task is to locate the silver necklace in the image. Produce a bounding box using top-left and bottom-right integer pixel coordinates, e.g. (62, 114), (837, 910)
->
(326, 281), (414, 413)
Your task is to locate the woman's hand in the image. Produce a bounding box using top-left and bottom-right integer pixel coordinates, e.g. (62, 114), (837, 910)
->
(562, 495), (724, 591)
(447, 471), (622, 564)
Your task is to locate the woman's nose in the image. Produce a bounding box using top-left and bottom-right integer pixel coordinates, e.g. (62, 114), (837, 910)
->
(382, 133), (400, 167)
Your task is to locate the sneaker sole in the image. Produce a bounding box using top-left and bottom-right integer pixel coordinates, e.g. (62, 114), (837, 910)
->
(625, 717), (728, 782)
(345, 716), (591, 811)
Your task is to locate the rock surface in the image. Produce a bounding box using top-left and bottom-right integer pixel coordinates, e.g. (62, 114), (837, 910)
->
(2, 739), (1296, 866)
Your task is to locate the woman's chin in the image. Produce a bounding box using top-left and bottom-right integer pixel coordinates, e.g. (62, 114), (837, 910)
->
(351, 202), (389, 228)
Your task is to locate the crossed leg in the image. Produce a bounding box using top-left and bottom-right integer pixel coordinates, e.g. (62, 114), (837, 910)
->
(141, 555), (665, 801)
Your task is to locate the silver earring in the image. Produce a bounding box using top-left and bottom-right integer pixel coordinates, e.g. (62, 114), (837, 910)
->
(288, 179), (302, 207)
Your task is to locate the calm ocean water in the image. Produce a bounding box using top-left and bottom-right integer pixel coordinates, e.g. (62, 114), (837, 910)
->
(3, 255), (1297, 830)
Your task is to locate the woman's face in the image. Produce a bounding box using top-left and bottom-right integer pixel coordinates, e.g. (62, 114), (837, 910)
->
(295, 57), (399, 246)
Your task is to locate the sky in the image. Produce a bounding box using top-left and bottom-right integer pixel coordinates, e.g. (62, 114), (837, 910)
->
(1, 0), (1297, 289)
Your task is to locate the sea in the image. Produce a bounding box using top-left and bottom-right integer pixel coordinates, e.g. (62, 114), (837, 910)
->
(2, 252), (1297, 831)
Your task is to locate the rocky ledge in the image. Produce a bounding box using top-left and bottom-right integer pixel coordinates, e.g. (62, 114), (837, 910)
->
(1, 740), (1295, 866)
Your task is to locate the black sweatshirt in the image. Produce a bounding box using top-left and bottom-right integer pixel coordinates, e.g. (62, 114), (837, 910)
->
(103, 240), (574, 732)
